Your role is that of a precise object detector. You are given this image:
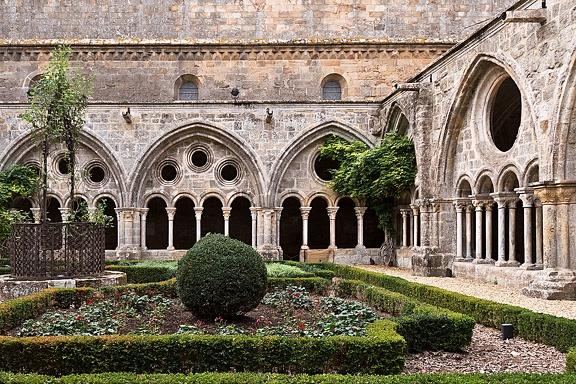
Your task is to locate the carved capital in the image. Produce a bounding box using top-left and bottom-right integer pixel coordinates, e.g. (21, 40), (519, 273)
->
(534, 185), (576, 205)
(221, 207), (232, 219)
(327, 206), (339, 219)
(354, 206), (367, 218)
(165, 207), (177, 220)
(300, 206), (312, 219)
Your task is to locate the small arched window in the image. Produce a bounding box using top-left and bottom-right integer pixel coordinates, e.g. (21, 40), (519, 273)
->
(179, 81), (199, 101)
(323, 81), (342, 101)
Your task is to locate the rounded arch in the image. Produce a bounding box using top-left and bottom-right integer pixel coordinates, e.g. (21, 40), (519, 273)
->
(143, 193), (170, 207)
(335, 195), (361, 207)
(303, 192), (335, 208)
(173, 192), (200, 207)
(269, 120), (374, 204)
(276, 190), (306, 207)
(455, 176), (473, 197)
(229, 196), (252, 245)
(94, 195), (118, 250)
(174, 74), (201, 101)
(130, 122), (266, 207)
(385, 104), (412, 137)
(199, 191), (226, 207)
(321, 73), (347, 100)
(336, 197), (357, 248)
(432, 54), (539, 194)
(524, 160), (540, 185)
(146, 196), (168, 250)
(474, 172), (495, 195)
(280, 196), (303, 260)
(497, 167), (520, 192)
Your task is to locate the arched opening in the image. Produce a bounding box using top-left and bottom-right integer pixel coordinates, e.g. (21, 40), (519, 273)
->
(322, 81), (342, 100)
(457, 180), (472, 198)
(146, 197), (168, 250)
(46, 197), (62, 223)
(12, 197), (33, 221)
(389, 106), (410, 136)
(174, 197), (196, 250)
(280, 197), (303, 261)
(336, 197), (357, 248)
(309, 197), (329, 249)
(96, 197), (118, 250)
(230, 197), (252, 245)
(364, 208), (384, 248)
(201, 197), (224, 237)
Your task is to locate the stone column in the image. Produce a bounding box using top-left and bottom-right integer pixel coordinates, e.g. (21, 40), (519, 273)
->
(165, 207), (176, 251)
(472, 199), (484, 262)
(274, 207), (283, 248)
(222, 207), (232, 236)
(534, 199), (543, 268)
(355, 207), (367, 250)
(507, 199), (520, 266)
(410, 204), (419, 247)
(453, 201), (466, 260)
(327, 206), (339, 249)
(517, 189), (535, 269)
(30, 207), (41, 224)
(194, 207), (203, 242)
(250, 207), (258, 248)
(485, 202), (494, 263)
(300, 206), (312, 261)
(140, 208), (148, 250)
(465, 204), (474, 260)
(59, 207), (71, 223)
(115, 208), (124, 248)
(400, 208), (410, 247)
(492, 197), (507, 266)
(262, 209), (273, 245)
(123, 210), (136, 246)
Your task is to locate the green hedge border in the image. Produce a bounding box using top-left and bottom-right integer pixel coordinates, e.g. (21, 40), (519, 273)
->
(0, 372), (573, 383)
(321, 264), (576, 353)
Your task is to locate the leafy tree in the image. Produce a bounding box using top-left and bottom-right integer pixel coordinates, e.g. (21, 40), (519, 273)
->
(21, 45), (92, 223)
(319, 131), (417, 231)
(0, 165), (38, 256)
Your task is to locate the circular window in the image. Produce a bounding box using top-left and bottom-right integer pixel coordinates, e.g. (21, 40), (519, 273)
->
(161, 164), (178, 182)
(490, 77), (522, 152)
(157, 160), (181, 185)
(186, 144), (213, 172)
(58, 157), (70, 175)
(191, 150), (208, 168)
(314, 155), (339, 181)
(89, 166), (106, 183)
(221, 164), (238, 181)
(215, 160), (242, 185)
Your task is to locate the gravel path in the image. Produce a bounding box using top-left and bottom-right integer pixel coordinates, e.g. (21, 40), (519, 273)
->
(355, 265), (570, 374)
(356, 265), (576, 319)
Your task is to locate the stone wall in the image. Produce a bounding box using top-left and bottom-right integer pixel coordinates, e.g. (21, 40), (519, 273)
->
(0, 0), (515, 41)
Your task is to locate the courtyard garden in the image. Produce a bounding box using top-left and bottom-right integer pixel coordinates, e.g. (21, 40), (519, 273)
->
(0, 234), (573, 382)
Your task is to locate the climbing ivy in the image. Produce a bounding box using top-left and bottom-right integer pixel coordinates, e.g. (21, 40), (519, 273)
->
(319, 131), (417, 230)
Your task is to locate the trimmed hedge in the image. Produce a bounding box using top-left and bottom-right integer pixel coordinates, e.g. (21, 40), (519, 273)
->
(336, 279), (474, 352)
(323, 264), (576, 353)
(100, 278), (177, 298)
(268, 277), (332, 295)
(0, 288), (94, 333)
(0, 372), (574, 383)
(104, 265), (175, 284)
(0, 319), (406, 376)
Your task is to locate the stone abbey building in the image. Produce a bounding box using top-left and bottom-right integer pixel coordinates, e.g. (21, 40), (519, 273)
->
(1, 0), (575, 298)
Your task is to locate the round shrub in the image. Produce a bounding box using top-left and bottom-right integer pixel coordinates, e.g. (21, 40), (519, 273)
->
(176, 233), (268, 319)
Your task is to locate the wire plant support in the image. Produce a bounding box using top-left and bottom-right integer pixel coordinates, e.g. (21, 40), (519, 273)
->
(9, 222), (105, 278)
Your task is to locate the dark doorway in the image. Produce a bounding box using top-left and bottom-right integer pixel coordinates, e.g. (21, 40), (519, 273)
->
(46, 197), (62, 222)
(201, 197), (224, 237)
(174, 197), (196, 250)
(336, 197), (357, 248)
(280, 197), (303, 260)
(96, 197), (118, 250)
(364, 208), (384, 248)
(146, 197), (168, 250)
(309, 197), (329, 249)
(230, 197), (251, 245)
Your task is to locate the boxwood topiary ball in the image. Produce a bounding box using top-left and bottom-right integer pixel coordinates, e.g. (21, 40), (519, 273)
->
(176, 233), (268, 319)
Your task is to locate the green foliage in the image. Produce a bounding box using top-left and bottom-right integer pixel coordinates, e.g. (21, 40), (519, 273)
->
(325, 263), (576, 353)
(70, 199), (114, 226)
(176, 233), (268, 319)
(266, 263), (315, 278)
(319, 132), (417, 229)
(21, 44), (92, 217)
(0, 372), (575, 384)
(105, 260), (177, 283)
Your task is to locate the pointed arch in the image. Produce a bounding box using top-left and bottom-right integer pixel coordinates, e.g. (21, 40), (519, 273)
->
(129, 121), (267, 207)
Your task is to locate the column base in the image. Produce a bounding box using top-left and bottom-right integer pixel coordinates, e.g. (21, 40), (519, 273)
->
(116, 245), (142, 260)
(522, 269), (576, 300)
(519, 263), (544, 270)
(411, 247), (452, 277)
(495, 260), (520, 267)
(473, 258), (495, 264)
(258, 244), (282, 261)
(455, 257), (473, 262)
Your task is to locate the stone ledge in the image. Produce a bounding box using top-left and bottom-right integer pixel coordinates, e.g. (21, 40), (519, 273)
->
(453, 261), (540, 289)
(0, 271), (127, 301)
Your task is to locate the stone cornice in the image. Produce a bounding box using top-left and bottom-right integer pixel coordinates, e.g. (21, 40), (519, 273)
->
(0, 38), (453, 62)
